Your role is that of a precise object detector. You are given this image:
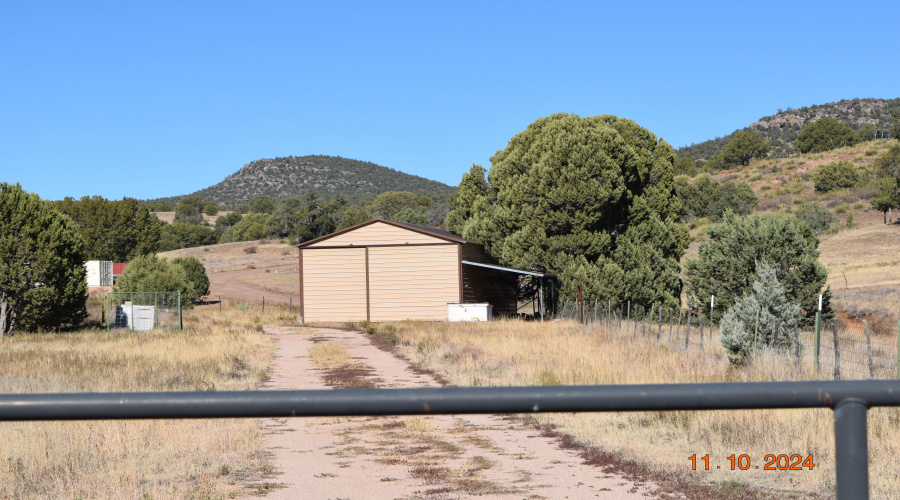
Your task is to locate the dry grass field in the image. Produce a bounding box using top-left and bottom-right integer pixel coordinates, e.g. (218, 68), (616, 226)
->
(374, 319), (900, 498)
(0, 302), (294, 499)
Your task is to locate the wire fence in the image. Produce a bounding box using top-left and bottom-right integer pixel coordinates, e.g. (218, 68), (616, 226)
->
(103, 292), (182, 331)
(556, 298), (900, 381)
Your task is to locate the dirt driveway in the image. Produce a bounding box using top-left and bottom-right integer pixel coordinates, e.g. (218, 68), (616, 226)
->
(247, 325), (674, 499)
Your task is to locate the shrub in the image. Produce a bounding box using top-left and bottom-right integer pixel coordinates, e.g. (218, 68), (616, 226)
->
(115, 255), (202, 306)
(684, 212), (831, 326)
(795, 203), (836, 235)
(813, 161), (860, 193)
(171, 256), (210, 300)
(796, 118), (858, 153)
(720, 262), (802, 365)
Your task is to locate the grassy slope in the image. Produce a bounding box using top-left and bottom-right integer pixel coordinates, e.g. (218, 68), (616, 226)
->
(691, 139), (900, 320)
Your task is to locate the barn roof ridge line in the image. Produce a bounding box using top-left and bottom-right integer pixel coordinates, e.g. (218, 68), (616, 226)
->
(295, 218), (469, 248)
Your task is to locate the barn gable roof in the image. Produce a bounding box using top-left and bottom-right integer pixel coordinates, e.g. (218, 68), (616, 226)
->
(296, 219), (468, 248)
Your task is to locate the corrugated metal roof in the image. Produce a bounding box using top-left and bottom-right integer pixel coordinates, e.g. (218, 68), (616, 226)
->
(296, 218), (468, 248)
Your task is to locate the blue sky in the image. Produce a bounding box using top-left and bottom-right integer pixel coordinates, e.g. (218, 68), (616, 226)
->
(2, 1), (898, 201)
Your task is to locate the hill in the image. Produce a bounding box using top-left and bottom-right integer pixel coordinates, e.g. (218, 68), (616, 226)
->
(147, 155), (455, 206)
(678, 98), (900, 161)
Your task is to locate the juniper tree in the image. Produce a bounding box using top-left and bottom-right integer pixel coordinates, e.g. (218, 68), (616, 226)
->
(115, 255), (204, 307)
(721, 131), (771, 167)
(446, 113), (688, 308)
(684, 211), (831, 326)
(796, 118), (858, 153)
(0, 183), (87, 335)
(719, 261), (802, 365)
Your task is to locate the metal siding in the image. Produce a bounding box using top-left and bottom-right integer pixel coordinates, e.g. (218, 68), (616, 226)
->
(302, 248), (368, 322)
(304, 221), (444, 247)
(368, 245), (459, 321)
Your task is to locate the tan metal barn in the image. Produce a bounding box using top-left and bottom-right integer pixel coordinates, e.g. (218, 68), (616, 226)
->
(297, 219), (549, 323)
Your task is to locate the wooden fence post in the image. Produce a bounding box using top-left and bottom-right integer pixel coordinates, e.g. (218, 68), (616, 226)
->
(863, 319), (874, 379)
(657, 305), (663, 340)
(699, 313), (704, 349)
(833, 320), (841, 381)
(577, 284), (584, 325)
(685, 311), (691, 348)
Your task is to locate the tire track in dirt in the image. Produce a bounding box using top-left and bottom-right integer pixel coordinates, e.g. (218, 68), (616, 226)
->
(247, 325), (675, 499)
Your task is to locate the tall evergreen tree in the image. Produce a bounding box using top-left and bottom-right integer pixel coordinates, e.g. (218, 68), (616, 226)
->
(54, 196), (161, 261)
(450, 113), (688, 308)
(1, 183), (87, 335)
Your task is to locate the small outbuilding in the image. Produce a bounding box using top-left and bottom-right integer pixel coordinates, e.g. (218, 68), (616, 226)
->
(296, 219), (550, 323)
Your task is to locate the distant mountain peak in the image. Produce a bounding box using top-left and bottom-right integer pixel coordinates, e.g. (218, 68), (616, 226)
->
(146, 155), (454, 206)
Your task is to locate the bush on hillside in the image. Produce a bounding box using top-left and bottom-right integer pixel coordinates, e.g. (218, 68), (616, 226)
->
(796, 117), (858, 153)
(813, 161), (860, 193)
(795, 203), (836, 235)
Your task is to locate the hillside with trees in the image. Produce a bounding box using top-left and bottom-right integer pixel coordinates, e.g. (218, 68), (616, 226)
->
(146, 155), (455, 207)
(678, 98), (900, 163)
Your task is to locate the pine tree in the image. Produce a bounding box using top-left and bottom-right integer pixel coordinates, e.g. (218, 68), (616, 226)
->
(720, 261), (802, 364)
(450, 113), (688, 307)
(1, 183), (88, 335)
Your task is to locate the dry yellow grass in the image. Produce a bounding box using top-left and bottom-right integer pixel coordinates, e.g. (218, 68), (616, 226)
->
(159, 239), (296, 273)
(236, 268), (300, 295)
(0, 302), (293, 499)
(819, 212), (900, 291)
(380, 319), (900, 498)
(309, 342), (350, 369)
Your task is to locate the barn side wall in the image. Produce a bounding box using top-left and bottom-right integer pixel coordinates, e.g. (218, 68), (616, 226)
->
(368, 245), (460, 321)
(301, 248), (368, 322)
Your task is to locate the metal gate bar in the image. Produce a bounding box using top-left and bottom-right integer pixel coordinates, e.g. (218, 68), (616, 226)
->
(3, 380), (898, 499)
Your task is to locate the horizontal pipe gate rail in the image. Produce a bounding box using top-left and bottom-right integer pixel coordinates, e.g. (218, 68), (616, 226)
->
(3, 380), (898, 499)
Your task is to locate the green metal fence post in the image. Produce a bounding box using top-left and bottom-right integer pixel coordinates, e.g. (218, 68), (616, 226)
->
(178, 291), (182, 331)
(154, 292), (159, 329)
(130, 293), (134, 331)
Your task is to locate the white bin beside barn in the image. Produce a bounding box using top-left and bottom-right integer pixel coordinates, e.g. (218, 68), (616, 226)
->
(448, 303), (493, 322)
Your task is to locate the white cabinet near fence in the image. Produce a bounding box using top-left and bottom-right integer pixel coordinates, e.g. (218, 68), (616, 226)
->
(448, 303), (493, 322)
